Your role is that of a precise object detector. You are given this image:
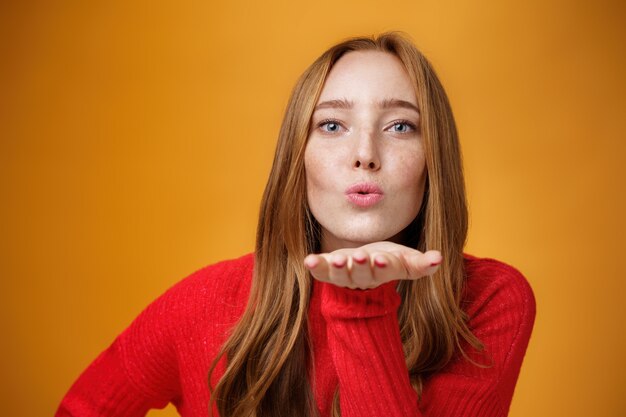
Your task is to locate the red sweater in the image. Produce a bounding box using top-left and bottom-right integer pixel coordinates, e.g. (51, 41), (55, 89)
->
(56, 253), (535, 417)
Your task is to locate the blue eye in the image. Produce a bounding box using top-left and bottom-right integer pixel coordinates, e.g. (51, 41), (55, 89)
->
(319, 120), (342, 133)
(388, 120), (416, 133)
(391, 122), (411, 132)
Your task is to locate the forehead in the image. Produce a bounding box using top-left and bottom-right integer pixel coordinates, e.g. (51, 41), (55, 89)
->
(317, 51), (416, 105)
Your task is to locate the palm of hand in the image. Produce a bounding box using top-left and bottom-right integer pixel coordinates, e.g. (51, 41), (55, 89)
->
(304, 241), (442, 290)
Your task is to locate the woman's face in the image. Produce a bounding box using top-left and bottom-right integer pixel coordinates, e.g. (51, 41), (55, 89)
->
(305, 51), (427, 252)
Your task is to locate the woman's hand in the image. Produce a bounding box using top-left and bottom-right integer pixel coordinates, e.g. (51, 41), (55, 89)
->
(304, 242), (442, 290)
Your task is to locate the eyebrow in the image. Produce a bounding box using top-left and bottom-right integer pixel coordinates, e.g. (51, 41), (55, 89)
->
(314, 98), (420, 114)
(379, 98), (420, 114)
(314, 98), (354, 110)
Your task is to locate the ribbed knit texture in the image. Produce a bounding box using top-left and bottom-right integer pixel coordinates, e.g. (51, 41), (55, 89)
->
(56, 253), (535, 417)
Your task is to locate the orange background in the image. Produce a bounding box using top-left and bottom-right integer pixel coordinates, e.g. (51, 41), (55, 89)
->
(1, 1), (625, 416)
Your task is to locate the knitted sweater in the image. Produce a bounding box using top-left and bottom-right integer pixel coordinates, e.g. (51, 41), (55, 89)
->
(56, 253), (535, 417)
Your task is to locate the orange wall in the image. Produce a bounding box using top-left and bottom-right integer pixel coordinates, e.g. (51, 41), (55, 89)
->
(1, 1), (624, 416)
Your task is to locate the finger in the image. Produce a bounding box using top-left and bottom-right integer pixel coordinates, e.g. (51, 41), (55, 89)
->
(371, 251), (405, 284)
(350, 250), (374, 288)
(400, 249), (442, 279)
(328, 252), (353, 288)
(304, 254), (331, 282)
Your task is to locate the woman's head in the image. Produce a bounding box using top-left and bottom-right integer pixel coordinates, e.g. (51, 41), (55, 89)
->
(264, 31), (466, 256)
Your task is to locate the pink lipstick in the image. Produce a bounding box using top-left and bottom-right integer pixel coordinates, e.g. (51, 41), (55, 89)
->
(345, 182), (384, 208)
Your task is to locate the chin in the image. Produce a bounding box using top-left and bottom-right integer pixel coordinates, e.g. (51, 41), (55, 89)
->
(325, 223), (407, 248)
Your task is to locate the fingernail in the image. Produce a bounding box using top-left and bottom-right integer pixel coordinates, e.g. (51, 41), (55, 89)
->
(427, 251), (443, 267)
(332, 258), (346, 268)
(353, 255), (367, 264)
(374, 256), (387, 268)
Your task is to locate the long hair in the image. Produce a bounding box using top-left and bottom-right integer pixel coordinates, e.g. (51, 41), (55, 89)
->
(208, 32), (483, 417)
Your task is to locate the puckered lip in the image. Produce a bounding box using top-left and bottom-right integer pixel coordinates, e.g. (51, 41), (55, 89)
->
(345, 182), (383, 195)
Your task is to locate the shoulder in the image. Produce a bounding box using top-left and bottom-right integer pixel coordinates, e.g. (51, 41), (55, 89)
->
(462, 254), (536, 322)
(156, 252), (255, 326)
(168, 252), (255, 304)
(120, 252), (255, 343)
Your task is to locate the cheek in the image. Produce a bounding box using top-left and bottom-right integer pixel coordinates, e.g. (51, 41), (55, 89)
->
(303, 144), (329, 204)
(410, 158), (427, 191)
(304, 141), (342, 192)
(304, 146), (319, 192)
(394, 146), (427, 192)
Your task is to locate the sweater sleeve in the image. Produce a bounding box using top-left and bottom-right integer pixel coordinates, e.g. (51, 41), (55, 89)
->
(55, 282), (183, 416)
(321, 281), (421, 416)
(320, 259), (535, 417)
(55, 337), (172, 417)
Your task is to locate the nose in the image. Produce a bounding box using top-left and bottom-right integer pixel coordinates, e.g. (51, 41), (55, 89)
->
(353, 130), (380, 171)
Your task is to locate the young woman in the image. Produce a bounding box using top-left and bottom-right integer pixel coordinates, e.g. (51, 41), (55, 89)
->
(56, 32), (535, 417)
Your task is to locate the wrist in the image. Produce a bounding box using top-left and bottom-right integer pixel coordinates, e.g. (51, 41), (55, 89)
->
(320, 280), (401, 319)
